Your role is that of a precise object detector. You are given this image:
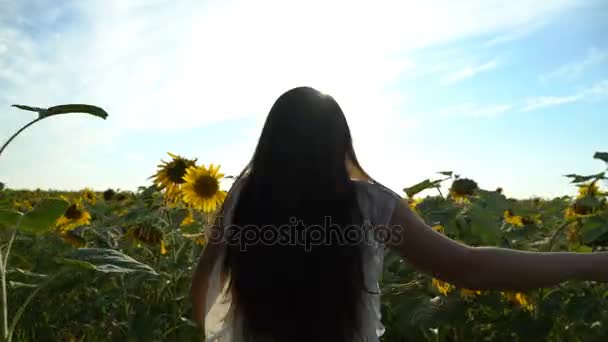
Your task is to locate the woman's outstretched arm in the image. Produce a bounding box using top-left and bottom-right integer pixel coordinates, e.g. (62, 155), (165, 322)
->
(388, 199), (608, 291)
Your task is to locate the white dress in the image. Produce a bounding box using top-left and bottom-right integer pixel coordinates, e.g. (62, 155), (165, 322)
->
(204, 180), (402, 341)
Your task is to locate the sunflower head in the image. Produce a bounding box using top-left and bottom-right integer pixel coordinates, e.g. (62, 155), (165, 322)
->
(80, 188), (97, 204)
(571, 196), (601, 216)
(115, 192), (130, 202)
(181, 164), (227, 213)
(503, 210), (524, 228)
(13, 199), (33, 213)
(103, 189), (116, 201)
(432, 278), (453, 296)
(450, 178), (478, 200)
(460, 288), (483, 300)
(151, 153), (197, 203)
(60, 230), (86, 248)
(577, 182), (601, 198)
(502, 292), (534, 312)
(56, 204), (91, 231)
(126, 224), (163, 244)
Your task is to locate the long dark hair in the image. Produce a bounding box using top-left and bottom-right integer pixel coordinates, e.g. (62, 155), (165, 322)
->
(222, 87), (372, 341)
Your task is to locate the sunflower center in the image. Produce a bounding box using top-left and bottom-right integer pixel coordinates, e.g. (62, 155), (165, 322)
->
(65, 204), (83, 220)
(167, 160), (189, 184)
(194, 175), (219, 199)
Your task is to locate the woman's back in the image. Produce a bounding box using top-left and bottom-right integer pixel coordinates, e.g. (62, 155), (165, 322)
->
(204, 179), (401, 341)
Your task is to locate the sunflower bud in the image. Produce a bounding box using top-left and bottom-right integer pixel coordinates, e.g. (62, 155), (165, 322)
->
(103, 189), (116, 201)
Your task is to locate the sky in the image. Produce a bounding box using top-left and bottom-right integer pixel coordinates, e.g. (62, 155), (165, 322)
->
(0, 0), (607, 199)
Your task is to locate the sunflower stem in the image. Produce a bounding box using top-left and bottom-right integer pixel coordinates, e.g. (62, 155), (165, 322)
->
(0, 249), (7, 341)
(0, 117), (42, 160)
(545, 221), (572, 252)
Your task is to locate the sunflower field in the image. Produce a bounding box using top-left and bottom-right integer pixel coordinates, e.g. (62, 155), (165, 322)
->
(0, 153), (608, 341)
(1, 144), (608, 341)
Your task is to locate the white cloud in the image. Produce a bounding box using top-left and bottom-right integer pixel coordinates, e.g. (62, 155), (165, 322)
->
(484, 20), (548, 47)
(522, 95), (582, 111)
(432, 102), (513, 118)
(440, 59), (500, 85)
(540, 47), (608, 82)
(522, 79), (608, 111)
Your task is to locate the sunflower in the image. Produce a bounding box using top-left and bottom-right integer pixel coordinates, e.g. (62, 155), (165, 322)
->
(502, 292), (534, 312)
(181, 164), (227, 213)
(60, 230), (86, 248)
(503, 210), (524, 228)
(13, 199), (33, 212)
(565, 196), (601, 219)
(577, 182), (601, 198)
(151, 152), (198, 204)
(56, 204), (91, 232)
(103, 189), (115, 201)
(407, 198), (423, 211)
(80, 188), (97, 204)
(126, 224), (163, 244)
(432, 278), (454, 296)
(460, 288), (483, 299)
(450, 178), (478, 202)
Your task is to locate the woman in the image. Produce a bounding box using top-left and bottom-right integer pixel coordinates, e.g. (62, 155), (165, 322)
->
(191, 87), (607, 342)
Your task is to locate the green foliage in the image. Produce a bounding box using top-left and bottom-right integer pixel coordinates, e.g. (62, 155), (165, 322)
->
(0, 210), (22, 230)
(63, 248), (159, 275)
(0, 152), (606, 341)
(19, 199), (69, 234)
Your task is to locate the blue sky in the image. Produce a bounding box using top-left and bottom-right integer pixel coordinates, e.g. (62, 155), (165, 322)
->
(0, 0), (607, 198)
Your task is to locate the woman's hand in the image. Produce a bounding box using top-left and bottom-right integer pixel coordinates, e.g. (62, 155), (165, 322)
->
(387, 198), (608, 291)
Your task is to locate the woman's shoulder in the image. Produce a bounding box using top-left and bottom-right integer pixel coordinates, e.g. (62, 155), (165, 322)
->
(352, 180), (402, 227)
(352, 180), (403, 207)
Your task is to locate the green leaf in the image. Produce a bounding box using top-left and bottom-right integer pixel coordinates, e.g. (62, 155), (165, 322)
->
(7, 268), (48, 279)
(19, 199), (69, 234)
(46, 104), (108, 119)
(404, 179), (442, 198)
(468, 204), (501, 245)
(594, 152), (608, 164)
(574, 245), (593, 253)
(580, 216), (608, 244)
(168, 208), (190, 228)
(564, 172), (606, 183)
(476, 190), (509, 215)
(8, 281), (38, 289)
(438, 171), (453, 177)
(12, 104), (108, 120)
(63, 248), (158, 275)
(0, 209), (22, 229)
